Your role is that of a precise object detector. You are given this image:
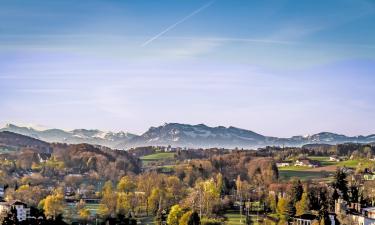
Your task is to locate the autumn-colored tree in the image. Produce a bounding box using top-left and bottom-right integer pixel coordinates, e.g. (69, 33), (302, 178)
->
(247, 158), (278, 186)
(117, 175), (136, 193)
(295, 192), (309, 216)
(179, 211), (193, 225)
(116, 192), (133, 216)
(148, 187), (166, 214)
(194, 178), (221, 217)
(40, 188), (65, 219)
(98, 181), (117, 218)
(137, 172), (161, 215)
(276, 197), (288, 222)
(6, 184), (47, 207)
(167, 204), (183, 225)
(179, 211), (200, 225)
(165, 176), (186, 206)
(79, 208), (91, 224)
(267, 194), (277, 213)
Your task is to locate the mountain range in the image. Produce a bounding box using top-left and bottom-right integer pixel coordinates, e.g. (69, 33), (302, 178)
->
(1, 123), (375, 149)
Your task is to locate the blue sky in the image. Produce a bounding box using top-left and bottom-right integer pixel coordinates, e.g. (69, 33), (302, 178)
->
(0, 0), (375, 137)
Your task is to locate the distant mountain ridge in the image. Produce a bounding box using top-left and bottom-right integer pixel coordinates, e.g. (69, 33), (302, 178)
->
(1, 123), (375, 149)
(0, 123), (136, 149)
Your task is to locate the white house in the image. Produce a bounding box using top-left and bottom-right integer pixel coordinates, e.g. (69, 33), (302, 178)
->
(0, 185), (5, 198)
(0, 200), (31, 222)
(276, 162), (290, 167)
(329, 156), (340, 162)
(294, 159), (319, 168)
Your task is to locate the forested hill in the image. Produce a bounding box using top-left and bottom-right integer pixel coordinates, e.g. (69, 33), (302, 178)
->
(0, 131), (141, 179)
(0, 131), (51, 153)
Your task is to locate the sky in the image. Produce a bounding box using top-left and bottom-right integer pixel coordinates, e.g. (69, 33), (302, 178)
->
(0, 0), (375, 137)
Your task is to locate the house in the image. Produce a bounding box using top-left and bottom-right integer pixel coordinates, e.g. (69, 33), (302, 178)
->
(0, 200), (31, 222)
(295, 159), (320, 168)
(0, 185), (5, 199)
(37, 153), (51, 163)
(364, 174), (375, 181)
(291, 214), (318, 225)
(363, 207), (375, 219)
(276, 162), (290, 167)
(336, 198), (375, 225)
(329, 156), (340, 162)
(349, 211), (375, 225)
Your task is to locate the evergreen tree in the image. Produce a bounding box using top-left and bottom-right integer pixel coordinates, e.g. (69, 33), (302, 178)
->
(333, 168), (349, 201)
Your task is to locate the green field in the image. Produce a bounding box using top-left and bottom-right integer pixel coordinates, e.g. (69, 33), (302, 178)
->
(140, 152), (175, 161)
(224, 211), (272, 225)
(308, 156), (373, 168)
(278, 156), (375, 181)
(279, 170), (330, 181)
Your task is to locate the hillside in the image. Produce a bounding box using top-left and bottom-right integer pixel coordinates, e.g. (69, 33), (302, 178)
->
(0, 131), (52, 153)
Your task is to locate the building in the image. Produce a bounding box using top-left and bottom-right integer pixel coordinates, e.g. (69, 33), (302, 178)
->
(276, 162), (290, 167)
(291, 214), (317, 225)
(349, 212), (375, 225)
(294, 159), (319, 168)
(37, 153), (51, 163)
(329, 156), (340, 162)
(336, 198), (375, 225)
(363, 207), (375, 220)
(364, 174), (375, 181)
(0, 185), (5, 199)
(0, 200), (31, 222)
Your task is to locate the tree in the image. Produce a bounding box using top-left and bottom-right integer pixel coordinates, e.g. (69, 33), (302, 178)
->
(41, 189), (65, 219)
(6, 184), (46, 207)
(332, 168), (348, 201)
(195, 178), (220, 217)
(267, 194), (277, 213)
(167, 204), (183, 225)
(295, 192), (309, 216)
(148, 188), (165, 214)
(117, 176), (136, 193)
(116, 192), (133, 216)
(137, 172), (161, 216)
(290, 180), (303, 203)
(179, 211), (200, 225)
(247, 158), (279, 186)
(276, 197), (288, 221)
(98, 181), (117, 218)
(318, 188), (330, 225)
(79, 208), (91, 224)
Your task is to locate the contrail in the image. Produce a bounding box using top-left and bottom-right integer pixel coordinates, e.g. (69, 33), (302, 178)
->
(141, 0), (215, 47)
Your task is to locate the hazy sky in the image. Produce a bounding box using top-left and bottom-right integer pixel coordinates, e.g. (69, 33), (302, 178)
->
(1, 0), (375, 137)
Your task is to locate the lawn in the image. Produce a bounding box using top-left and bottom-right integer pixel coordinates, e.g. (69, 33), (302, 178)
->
(279, 170), (329, 181)
(140, 152), (175, 161)
(308, 156), (335, 166)
(224, 210), (273, 225)
(278, 156), (375, 181)
(225, 211), (246, 225)
(65, 203), (101, 218)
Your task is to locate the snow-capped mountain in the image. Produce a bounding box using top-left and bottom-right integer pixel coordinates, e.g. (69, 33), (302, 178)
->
(1, 123), (375, 149)
(0, 124), (136, 149)
(124, 123), (267, 148)
(123, 123), (375, 148)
